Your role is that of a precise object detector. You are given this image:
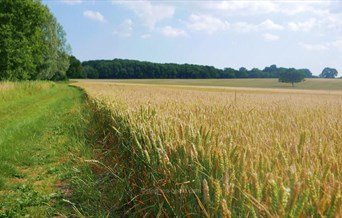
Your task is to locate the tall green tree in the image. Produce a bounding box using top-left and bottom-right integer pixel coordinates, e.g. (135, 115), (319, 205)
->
(66, 56), (84, 78)
(82, 65), (99, 79)
(278, 68), (305, 87)
(0, 0), (70, 81)
(236, 67), (248, 78)
(319, 67), (338, 78)
(300, 68), (312, 78)
(39, 14), (70, 80)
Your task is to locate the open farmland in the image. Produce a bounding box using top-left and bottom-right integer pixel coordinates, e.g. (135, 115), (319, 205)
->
(78, 78), (342, 91)
(76, 80), (342, 217)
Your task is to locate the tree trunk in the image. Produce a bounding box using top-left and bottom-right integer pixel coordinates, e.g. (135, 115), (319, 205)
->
(292, 82), (294, 87)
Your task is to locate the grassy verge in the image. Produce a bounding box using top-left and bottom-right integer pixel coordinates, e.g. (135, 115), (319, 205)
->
(0, 82), (97, 217)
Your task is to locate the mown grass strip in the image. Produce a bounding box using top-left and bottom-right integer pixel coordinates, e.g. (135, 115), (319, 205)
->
(0, 82), (98, 217)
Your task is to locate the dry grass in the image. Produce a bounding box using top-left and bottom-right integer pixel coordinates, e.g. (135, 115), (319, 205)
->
(0, 82), (15, 92)
(76, 81), (342, 217)
(0, 81), (54, 99)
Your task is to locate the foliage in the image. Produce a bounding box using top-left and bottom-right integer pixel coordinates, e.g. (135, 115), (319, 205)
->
(278, 68), (305, 86)
(82, 65), (99, 79)
(80, 60), (313, 79)
(0, 0), (70, 81)
(236, 67), (248, 78)
(66, 55), (84, 78)
(76, 81), (342, 217)
(320, 67), (338, 78)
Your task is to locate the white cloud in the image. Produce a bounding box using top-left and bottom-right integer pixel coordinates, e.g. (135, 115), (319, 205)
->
(112, 0), (341, 37)
(300, 40), (342, 51)
(161, 26), (187, 38)
(186, 14), (230, 34)
(204, 1), (277, 15)
(60, 0), (82, 5)
(185, 14), (283, 34)
(231, 19), (283, 32)
(288, 18), (316, 32)
(299, 42), (328, 51)
(263, 33), (280, 41)
(203, 0), (330, 16)
(329, 40), (342, 50)
(318, 11), (342, 31)
(113, 19), (134, 38)
(83, 10), (106, 22)
(278, 2), (328, 16)
(258, 19), (284, 31)
(114, 1), (175, 29)
(230, 22), (254, 32)
(141, 34), (151, 39)
(201, 1), (342, 34)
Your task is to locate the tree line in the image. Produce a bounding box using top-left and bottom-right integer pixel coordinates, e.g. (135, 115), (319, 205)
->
(1, 0), (338, 81)
(67, 58), (315, 79)
(0, 0), (70, 81)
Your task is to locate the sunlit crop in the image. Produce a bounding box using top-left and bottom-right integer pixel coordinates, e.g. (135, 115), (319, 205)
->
(77, 81), (342, 217)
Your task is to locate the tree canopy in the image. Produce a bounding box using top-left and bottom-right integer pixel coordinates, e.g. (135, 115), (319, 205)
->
(66, 55), (83, 78)
(278, 68), (305, 86)
(75, 60), (314, 80)
(0, 0), (70, 81)
(319, 67), (338, 78)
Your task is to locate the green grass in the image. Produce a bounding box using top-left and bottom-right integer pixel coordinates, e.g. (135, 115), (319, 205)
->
(78, 78), (342, 91)
(0, 82), (97, 217)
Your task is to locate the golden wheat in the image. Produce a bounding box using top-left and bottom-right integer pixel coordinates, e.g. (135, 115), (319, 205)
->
(77, 80), (342, 217)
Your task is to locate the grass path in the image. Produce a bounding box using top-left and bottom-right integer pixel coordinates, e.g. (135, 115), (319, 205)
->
(0, 83), (91, 217)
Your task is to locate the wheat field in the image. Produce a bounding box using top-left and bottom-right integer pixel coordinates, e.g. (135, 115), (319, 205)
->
(76, 80), (342, 217)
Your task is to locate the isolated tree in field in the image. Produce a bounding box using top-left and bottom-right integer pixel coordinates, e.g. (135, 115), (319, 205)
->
(0, 0), (70, 81)
(278, 68), (305, 87)
(319, 67), (338, 78)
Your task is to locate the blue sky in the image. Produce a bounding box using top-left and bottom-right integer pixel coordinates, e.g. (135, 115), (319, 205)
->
(43, 0), (342, 75)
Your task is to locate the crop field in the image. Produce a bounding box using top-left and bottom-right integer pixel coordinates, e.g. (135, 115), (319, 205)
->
(77, 78), (342, 91)
(76, 80), (342, 217)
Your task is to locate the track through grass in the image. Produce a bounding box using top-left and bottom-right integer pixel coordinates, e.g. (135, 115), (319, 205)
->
(0, 82), (93, 217)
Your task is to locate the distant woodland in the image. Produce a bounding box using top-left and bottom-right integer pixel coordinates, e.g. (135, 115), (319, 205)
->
(67, 58), (314, 79)
(0, 1), (338, 81)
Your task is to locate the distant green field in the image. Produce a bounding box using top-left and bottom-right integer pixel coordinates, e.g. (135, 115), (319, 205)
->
(78, 78), (342, 91)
